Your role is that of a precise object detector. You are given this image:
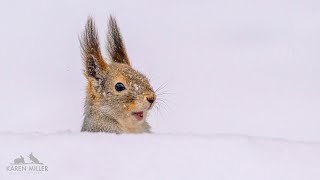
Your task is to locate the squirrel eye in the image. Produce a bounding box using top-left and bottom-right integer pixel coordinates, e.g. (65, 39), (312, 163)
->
(115, 82), (126, 92)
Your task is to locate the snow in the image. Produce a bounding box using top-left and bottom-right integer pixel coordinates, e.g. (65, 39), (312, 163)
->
(133, 83), (139, 91)
(0, 132), (320, 180)
(0, 0), (320, 179)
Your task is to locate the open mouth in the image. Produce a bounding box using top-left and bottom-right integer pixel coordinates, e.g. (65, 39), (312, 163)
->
(132, 111), (144, 121)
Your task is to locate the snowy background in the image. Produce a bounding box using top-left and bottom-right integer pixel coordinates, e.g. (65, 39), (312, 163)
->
(0, 0), (320, 179)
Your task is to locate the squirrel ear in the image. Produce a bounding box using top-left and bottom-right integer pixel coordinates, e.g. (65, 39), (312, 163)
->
(80, 17), (108, 81)
(107, 16), (131, 66)
(85, 55), (105, 81)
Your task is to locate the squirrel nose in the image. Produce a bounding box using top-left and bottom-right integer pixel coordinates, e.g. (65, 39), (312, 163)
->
(146, 96), (155, 104)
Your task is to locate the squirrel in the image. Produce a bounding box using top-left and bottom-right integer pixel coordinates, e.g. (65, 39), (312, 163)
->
(80, 16), (156, 134)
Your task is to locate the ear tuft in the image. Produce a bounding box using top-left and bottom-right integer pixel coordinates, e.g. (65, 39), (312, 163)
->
(80, 17), (108, 81)
(87, 56), (98, 79)
(107, 16), (131, 66)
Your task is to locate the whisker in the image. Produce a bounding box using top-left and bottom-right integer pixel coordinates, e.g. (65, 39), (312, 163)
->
(153, 101), (165, 120)
(155, 81), (169, 93)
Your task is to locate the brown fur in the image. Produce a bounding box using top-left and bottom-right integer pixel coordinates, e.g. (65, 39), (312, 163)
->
(80, 16), (156, 134)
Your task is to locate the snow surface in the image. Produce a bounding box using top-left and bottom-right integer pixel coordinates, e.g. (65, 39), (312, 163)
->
(1, 132), (320, 180)
(0, 0), (320, 179)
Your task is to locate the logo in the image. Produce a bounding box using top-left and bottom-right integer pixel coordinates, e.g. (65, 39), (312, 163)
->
(6, 153), (48, 174)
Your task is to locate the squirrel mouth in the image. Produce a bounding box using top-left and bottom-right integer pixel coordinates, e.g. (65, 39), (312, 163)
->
(132, 111), (144, 121)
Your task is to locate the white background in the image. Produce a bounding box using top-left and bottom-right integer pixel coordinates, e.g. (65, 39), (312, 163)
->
(0, 0), (319, 141)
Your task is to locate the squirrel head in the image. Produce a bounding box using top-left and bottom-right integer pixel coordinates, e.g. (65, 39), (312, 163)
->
(80, 16), (156, 124)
